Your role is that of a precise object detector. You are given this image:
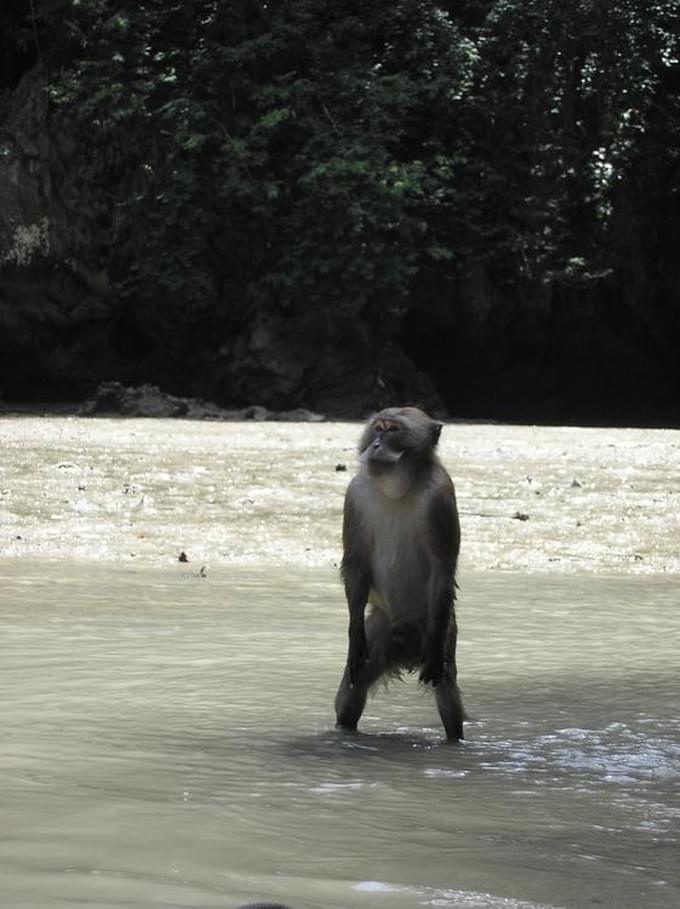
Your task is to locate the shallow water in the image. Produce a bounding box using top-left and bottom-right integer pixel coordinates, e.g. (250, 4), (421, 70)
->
(1, 417), (679, 908)
(3, 416), (680, 572)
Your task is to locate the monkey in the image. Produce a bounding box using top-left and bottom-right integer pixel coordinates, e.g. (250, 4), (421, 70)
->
(334, 406), (465, 741)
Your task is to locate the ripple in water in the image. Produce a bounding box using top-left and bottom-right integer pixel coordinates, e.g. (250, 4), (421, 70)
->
(353, 880), (561, 909)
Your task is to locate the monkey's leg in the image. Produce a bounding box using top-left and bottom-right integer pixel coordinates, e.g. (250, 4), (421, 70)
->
(435, 674), (465, 741)
(433, 619), (465, 741)
(335, 611), (389, 731)
(334, 664), (368, 730)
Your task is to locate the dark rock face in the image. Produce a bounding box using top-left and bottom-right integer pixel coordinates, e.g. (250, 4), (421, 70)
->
(2, 69), (679, 425)
(402, 267), (680, 425)
(78, 381), (325, 422)
(0, 72), (431, 416)
(0, 73), (440, 418)
(1, 69), (119, 401)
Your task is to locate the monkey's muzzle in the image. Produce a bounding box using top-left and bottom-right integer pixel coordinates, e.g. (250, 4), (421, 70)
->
(364, 439), (404, 471)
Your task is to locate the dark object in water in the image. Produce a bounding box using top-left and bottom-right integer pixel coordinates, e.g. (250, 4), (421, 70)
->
(238, 904), (292, 908)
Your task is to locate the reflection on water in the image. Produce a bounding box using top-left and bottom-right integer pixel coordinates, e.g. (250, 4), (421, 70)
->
(1, 561), (678, 909)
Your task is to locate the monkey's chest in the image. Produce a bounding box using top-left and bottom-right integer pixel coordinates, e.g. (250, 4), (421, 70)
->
(368, 521), (430, 622)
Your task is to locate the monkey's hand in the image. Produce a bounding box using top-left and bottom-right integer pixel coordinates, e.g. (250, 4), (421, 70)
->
(347, 636), (369, 686)
(420, 637), (445, 687)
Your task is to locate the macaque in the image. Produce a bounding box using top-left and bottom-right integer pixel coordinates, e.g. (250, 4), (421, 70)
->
(334, 406), (465, 740)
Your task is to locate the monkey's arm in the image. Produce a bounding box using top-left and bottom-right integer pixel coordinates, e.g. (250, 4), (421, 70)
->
(420, 480), (461, 687)
(341, 486), (372, 685)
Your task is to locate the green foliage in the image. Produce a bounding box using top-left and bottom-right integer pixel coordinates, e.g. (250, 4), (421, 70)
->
(459, 0), (680, 282)
(43, 0), (680, 337)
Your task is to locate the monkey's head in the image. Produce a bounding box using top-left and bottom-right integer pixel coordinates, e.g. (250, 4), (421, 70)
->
(358, 407), (443, 477)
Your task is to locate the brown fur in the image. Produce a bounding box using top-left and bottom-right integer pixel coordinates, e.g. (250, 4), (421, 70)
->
(335, 407), (465, 740)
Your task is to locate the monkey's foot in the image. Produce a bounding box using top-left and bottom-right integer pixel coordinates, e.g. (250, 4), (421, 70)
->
(334, 720), (358, 731)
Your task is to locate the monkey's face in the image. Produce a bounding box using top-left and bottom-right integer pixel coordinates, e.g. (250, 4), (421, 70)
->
(361, 417), (406, 475)
(358, 407), (441, 477)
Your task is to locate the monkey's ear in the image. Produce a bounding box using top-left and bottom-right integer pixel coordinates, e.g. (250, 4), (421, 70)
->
(430, 420), (443, 445)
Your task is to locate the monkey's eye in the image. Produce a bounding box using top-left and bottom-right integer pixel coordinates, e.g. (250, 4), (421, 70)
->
(385, 422), (400, 432)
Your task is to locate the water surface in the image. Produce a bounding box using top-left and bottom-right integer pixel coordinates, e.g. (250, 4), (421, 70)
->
(1, 417), (679, 908)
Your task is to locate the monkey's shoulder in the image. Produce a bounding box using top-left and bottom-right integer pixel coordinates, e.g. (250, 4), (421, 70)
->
(429, 458), (456, 490)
